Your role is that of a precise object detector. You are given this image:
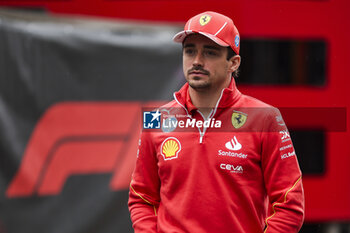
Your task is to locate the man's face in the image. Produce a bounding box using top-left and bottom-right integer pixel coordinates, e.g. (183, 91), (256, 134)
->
(182, 34), (234, 91)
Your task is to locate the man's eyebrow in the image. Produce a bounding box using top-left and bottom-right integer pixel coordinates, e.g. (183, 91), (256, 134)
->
(203, 45), (221, 51)
(183, 43), (195, 48)
(183, 44), (221, 50)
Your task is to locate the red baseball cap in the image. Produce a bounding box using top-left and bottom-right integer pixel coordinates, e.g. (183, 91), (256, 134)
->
(173, 11), (240, 55)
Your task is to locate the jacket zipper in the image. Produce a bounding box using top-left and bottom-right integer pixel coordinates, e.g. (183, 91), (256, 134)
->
(173, 89), (225, 144)
(196, 109), (213, 144)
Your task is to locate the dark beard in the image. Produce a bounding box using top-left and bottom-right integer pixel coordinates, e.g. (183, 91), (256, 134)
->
(187, 78), (211, 90)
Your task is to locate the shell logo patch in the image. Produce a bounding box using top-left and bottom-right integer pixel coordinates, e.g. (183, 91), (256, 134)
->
(199, 15), (211, 26)
(231, 111), (247, 129)
(161, 137), (181, 160)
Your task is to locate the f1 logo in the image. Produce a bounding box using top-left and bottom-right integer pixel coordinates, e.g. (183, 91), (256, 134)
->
(6, 102), (142, 198)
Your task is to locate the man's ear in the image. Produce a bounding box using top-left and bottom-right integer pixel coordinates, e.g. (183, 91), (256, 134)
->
(228, 55), (241, 73)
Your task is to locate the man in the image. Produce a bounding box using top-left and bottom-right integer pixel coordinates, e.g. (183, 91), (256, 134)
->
(129, 11), (304, 233)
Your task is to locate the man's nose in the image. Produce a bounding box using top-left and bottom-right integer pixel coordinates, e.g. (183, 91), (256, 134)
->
(193, 52), (204, 67)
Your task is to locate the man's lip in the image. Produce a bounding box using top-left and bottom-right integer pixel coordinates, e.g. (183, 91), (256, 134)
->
(189, 71), (208, 75)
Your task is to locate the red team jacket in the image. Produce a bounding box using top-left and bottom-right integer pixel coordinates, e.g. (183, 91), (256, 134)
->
(129, 78), (305, 233)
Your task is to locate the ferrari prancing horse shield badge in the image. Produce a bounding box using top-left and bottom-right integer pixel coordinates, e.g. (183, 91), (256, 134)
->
(231, 111), (247, 129)
(199, 15), (211, 26)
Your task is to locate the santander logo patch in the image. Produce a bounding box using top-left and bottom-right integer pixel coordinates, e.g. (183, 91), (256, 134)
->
(225, 136), (242, 151)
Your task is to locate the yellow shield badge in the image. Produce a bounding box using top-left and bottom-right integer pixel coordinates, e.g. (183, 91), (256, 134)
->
(199, 15), (211, 26)
(231, 111), (248, 129)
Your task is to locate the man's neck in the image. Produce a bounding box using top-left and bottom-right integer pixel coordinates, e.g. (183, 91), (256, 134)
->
(188, 82), (230, 119)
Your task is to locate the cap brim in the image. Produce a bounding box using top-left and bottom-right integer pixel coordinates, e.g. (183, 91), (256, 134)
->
(173, 30), (229, 47)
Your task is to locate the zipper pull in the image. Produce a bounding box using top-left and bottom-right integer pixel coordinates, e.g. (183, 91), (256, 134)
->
(199, 132), (204, 144)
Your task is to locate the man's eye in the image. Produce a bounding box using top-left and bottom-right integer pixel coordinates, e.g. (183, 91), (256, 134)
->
(184, 49), (195, 55)
(205, 50), (218, 56)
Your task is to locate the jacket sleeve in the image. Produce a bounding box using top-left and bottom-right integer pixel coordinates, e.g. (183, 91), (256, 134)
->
(261, 109), (305, 233)
(128, 131), (160, 233)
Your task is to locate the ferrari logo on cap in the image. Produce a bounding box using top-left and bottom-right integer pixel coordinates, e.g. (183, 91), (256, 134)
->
(199, 15), (211, 26)
(231, 111), (247, 129)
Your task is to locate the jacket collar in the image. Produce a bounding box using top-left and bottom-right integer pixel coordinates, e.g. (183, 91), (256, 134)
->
(173, 77), (242, 114)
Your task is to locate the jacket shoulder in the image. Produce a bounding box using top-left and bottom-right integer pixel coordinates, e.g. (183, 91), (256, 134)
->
(239, 94), (283, 124)
(159, 99), (179, 109)
(239, 94), (275, 108)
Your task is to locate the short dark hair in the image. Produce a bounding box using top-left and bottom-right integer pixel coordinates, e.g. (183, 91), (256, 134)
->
(227, 47), (239, 78)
